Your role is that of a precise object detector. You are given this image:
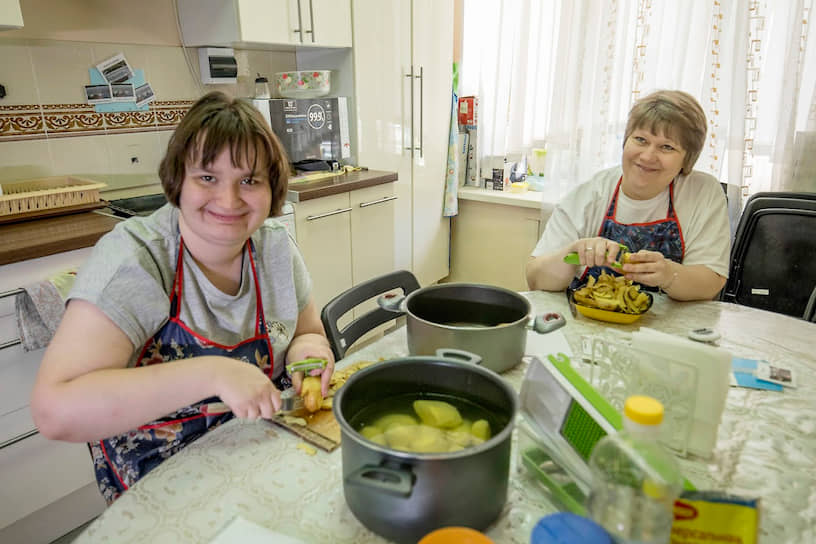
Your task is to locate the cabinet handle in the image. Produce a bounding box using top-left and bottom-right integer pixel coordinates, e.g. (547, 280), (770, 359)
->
(0, 289), (24, 351)
(294, 0), (304, 41)
(359, 195), (398, 208)
(0, 428), (39, 451)
(416, 65), (424, 158)
(404, 66), (415, 154)
(306, 0), (315, 42)
(0, 338), (21, 351)
(305, 207), (352, 221)
(0, 288), (23, 300)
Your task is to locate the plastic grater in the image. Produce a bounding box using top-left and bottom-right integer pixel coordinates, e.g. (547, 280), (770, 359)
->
(518, 354), (694, 515)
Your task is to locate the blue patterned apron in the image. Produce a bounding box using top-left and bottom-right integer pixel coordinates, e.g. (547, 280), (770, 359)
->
(573, 177), (685, 290)
(89, 238), (287, 504)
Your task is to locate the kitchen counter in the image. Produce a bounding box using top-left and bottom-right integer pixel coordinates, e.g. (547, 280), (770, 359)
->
(75, 291), (816, 543)
(457, 184), (562, 210)
(0, 212), (121, 266)
(287, 169), (397, 202)
(0, 170), (397, 265)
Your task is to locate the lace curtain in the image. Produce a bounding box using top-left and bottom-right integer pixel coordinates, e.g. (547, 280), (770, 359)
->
(460, 0), (816, 202)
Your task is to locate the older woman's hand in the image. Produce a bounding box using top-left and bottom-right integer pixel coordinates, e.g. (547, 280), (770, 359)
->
(286, 333), (335, 397)
(572, 237), (627, 268)
(621, 250), (677, 288)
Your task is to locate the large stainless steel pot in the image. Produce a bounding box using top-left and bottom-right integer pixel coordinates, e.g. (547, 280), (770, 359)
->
(333, 356), (518, 544)
(380, 283), (532, 373)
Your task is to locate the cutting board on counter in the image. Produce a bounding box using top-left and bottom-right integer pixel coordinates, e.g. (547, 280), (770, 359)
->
(270, 409), (341, 452)
(267, 360), (379, 452)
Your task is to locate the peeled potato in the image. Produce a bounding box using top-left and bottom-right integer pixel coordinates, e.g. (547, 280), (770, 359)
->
(413, 400), (462, 429)
(359, 426), (387, 446)
(471, 419), (491, 441)
(408, 425), (449, 453)
(300, 376), (323, 413)
(447, 419), (474, 447)
(384, 424), (420, 450)
(373, 413), (418, 432)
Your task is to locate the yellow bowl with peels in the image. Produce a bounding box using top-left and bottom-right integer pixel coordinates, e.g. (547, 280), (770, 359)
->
(573, 300), (651, 324)
(569, 273), (654, 324)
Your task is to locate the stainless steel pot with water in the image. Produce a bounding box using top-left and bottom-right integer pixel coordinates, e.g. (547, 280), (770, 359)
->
(379, 283), (534, 373)
(333, 356), (518, 544)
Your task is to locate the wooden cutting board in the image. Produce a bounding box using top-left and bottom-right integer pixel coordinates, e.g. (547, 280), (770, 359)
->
(268, 360), (380, 451)
(270, 408), (341, 452)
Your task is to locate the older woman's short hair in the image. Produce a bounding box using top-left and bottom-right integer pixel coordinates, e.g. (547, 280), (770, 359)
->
(623, 90), (707, 174)
(159, 91), (290, 217)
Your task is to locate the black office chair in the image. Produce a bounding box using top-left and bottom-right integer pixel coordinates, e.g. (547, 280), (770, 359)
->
(721, 191), (816, 318)
(321, 270), (421, 360)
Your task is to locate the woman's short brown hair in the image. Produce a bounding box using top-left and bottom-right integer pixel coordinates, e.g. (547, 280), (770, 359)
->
(159, 91), (289, 216)
(623, 90), (707, 174)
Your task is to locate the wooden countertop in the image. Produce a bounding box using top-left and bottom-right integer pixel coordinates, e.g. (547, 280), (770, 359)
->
(0, 211), (121, 265)
(287, 169), (397, 202)
(0, 169), (398, 265)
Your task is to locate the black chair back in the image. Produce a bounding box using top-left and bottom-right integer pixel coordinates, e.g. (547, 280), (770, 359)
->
(320, 270), (421, 360)
(722, 192), (816, 318)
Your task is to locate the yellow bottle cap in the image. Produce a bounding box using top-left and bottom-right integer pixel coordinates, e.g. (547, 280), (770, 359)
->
(624, 395), (664, 426)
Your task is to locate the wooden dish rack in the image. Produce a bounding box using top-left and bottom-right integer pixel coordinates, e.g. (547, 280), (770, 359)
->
(0, 176), (107, 223)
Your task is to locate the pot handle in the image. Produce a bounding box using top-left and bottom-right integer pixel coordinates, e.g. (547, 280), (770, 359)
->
(376, 293), (407, 314)
(345, 465), (414, 497)
(435, 348), (482, 366)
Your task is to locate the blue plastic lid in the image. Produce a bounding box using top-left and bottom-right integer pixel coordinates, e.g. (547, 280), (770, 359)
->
(530, 513), (612, 544)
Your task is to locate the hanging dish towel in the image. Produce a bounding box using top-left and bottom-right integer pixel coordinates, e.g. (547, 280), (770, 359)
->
(14, 270), (76, 351)
(443, 62), (460, 217)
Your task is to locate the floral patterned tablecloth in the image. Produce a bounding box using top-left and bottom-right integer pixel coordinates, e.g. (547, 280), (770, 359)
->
(76, 291), (816, 543)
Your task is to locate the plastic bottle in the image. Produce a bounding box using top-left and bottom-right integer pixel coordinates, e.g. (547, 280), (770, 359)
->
(587, 395), (682, 544)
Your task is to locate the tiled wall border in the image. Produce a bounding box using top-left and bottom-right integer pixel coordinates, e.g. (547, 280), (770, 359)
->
(0, 100), (194, 141)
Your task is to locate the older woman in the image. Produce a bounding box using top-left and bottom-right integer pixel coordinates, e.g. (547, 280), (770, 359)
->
(526, 90), (729, 301)
(31, 92), (334, 504)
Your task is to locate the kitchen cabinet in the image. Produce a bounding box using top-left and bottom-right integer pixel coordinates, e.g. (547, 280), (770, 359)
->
(0, 249), (106, 543)
(178, 0), (351, 49)
(0, 0), (23, 30)
(293, 192), (354, 315)
(293, 182), (396, 317)
(448, 194), (550, 292)
(352, 0), (453, 286)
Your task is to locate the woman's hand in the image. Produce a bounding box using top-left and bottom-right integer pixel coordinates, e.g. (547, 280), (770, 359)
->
(212, 357), (282, 420)
(287, 333), (335, 397)
(621, 249), (677, 288)
(572, 237), (626, 268)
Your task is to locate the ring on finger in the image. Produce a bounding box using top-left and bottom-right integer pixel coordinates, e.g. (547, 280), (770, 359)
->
(585, 247), (594, 252)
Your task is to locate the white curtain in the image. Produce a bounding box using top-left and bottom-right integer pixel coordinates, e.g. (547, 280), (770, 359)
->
(460, 0), (816, 202)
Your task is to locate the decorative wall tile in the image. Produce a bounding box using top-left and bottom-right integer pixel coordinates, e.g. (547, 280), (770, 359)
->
(0, 100), (193, 142)
(0, 104), (45, 140)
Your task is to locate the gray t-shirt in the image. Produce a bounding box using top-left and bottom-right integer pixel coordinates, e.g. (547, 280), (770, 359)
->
(69, 204), (311, 379)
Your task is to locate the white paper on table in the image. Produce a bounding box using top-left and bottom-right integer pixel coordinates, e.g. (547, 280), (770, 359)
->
(525, 328), (573, 361)
(209, 516), (306, 544)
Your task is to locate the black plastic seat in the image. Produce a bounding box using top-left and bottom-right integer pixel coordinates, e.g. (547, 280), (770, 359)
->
(722, 191), (816, 318)
(804, 287), (816, 322)
(320, 270), (421, 360)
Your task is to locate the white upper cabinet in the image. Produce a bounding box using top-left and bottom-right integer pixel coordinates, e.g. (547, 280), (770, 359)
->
(0, 0), (23, 30)
(178, 0), (351, 49)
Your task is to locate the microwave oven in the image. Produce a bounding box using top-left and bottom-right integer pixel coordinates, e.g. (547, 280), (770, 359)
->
(251, 97), (351, 169)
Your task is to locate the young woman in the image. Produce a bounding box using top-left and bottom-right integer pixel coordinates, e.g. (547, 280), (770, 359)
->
(31, 91), (334, 504)
(526, 90), (730, 301)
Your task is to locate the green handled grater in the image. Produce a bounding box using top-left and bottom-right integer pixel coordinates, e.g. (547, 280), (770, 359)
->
(519, 354), (694, 514)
